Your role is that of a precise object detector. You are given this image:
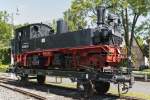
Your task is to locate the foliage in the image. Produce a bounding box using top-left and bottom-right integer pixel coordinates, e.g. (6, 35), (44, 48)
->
(49, 19), (57, 32)
(133, 11), (150, 58)
(0, 11), (12, 66)
(135, 35), (144, 47)
(135, 35), (149, 57)
(63, 9), (87, 31)
(105, 0), (150, 51)
(117, 51), (136, 68)
(0, 11), (12, 47)
(135, 18), (150, 39)
(63, 0), (150, 68)
(117, 59), (128, 67)
(0, 48), (11, 65)
(143, 44), (149, 57)
(0, 64), (9, 72)
(63, 0), (103, 31)
(64, 0), (150, 45)
(14, 23), (29, 29)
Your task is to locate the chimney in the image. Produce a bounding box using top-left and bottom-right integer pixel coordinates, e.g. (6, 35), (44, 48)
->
(57, 19), (68, 34)
(96, 6), (106, 26)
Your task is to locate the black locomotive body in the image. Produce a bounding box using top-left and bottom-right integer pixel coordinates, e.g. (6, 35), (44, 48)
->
(12, 22), (122, 55)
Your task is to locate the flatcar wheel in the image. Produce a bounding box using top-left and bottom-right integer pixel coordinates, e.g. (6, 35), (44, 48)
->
(37, 75), (46, 84)
(20, 74), (28, 82)
(94, 81), (110, 94)
(77, 80), (94, 98)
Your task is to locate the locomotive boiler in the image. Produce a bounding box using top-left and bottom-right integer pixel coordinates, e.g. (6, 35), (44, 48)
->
(12, 6), (133, 96)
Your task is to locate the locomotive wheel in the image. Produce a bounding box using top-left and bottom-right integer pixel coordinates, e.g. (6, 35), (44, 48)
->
(94, 81), (110, 94)
(37, 75), (46, 84)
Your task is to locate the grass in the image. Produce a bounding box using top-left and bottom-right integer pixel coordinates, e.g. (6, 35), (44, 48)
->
(133, 69), (150, 78)
(143, 69), (150, 72)
(0, 64), (9, 72)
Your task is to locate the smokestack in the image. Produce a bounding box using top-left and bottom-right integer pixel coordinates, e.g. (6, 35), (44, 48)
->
(57, 19), (68, 34)
(96, 6), (106, 26)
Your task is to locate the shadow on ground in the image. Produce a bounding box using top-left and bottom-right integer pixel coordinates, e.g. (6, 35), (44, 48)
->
(4, 80), (120, 100)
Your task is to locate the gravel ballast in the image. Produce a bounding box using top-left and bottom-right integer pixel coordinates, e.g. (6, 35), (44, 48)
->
(0, 86), (37, 100)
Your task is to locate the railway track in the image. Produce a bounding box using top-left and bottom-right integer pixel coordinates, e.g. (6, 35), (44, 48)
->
(0, 83), (46, 100)
(0, 77), (46, 100)
(0, 76), (146, 100)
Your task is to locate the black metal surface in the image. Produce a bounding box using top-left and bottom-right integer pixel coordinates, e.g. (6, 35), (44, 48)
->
(13, 23), (123, 54)
(57, 19), (68, 34)
(16, 68), (131, 84)
(15, 28), (94, 53)
(97, 6), (106, 25)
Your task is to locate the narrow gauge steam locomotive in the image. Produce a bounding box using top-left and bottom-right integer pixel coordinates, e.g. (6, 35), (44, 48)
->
(12, 6), (133, 96)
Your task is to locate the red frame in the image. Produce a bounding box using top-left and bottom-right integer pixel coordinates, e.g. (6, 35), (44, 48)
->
(14, 45), (124, 70)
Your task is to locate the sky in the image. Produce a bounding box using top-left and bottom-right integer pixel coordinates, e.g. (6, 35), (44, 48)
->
(0, 0), (148, 26)
(0, 0), (71, 25)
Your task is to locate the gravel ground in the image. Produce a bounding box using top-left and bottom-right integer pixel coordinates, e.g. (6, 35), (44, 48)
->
(0, 86), (36, 100)
(130, 81), (150, 94)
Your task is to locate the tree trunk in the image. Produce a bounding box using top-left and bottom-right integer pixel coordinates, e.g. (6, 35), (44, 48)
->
(121, 8), (140, 72)
(128, 14), (139, 72)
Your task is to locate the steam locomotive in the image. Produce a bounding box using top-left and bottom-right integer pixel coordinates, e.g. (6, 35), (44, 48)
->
(12, 6), (133, 96)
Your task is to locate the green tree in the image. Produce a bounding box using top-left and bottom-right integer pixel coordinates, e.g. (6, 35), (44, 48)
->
(64, 0), (150, 68)
(64, 0), (150, 45)
(0, 11), (12, 47)
(63, 0), (103, 31)
(135, 35), (149, 57)
(49, 19), (57, 32)
(135, 18), (150, 39)
(116, 0), (150, 63)
(64, 9), (87, 31)
(134, 18), (150, 58)
(0, 11), (12, 64)
(14, 23), (29, 29)
(135, 35), (144, 48)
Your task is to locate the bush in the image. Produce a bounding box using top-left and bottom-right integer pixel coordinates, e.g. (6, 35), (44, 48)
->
(0, 65), (9, 72)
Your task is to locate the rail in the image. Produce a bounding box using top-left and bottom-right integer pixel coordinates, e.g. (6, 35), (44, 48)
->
(0, 78), (46, 100)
